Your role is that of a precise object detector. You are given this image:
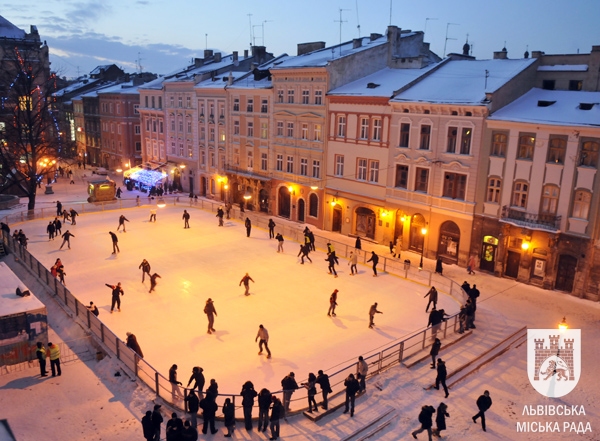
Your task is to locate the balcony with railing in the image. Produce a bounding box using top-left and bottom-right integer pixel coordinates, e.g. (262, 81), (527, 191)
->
(501, 206), (561, 231)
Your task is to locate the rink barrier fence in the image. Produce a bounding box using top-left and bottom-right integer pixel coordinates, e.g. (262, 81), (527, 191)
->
(1, 200), (467, 418)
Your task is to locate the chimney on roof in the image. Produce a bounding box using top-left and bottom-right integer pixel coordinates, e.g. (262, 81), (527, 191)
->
(370, 33), (383, 41)
(204, 49), (214, 59)
(252, 46), (267, 64)
(493, 48), (508, 59)
(194, 58), (203, 68)
(244, 49), (249, 58)
(352, 38), (362, 49)
(233, 51), (238, 62)
(214, 52), (221, 63)
(297, 42), (326, 56)
(531, 51), (544, 58)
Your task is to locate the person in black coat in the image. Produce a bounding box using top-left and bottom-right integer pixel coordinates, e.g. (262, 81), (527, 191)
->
(325, 253), (338, 277)
(152, 404), (164, 441)
(56, 200), (62, 217)
(298, 244), (312, 264)
(424, 286), (438, 312)
(355, 236), (362, 250)
(184, 389), (199, 428)
(46, 221), (56, 240)
(280, 372), (299, 413)
(222, 398), (235, 437)
(343, 373), (360, 417)
(53, 218), (62, 235)
(142, 410), (154, 441)
(199, 394), (218, 435)
(36, 342), (47, 377)
(435, 257), (443, 275)
(149, 273), (161, 293)
(182, 210), (190, 228)
(181, 420), (198, 441)
(216, 207), (224, 226)
(433, 402), (450, 437)
(69, 208), (78, 225)
(139, 259), (151, 282)
(109, 231), (120, 253)
(411, 404), (436, 439)
(430, 338), (441, 369)
(186, 366), (206, 396)
(269, 396), (283, 440)
(106, 282), (124, 312)
(473, 390), (492, 432)
(367, 251), (379, 276)
(468, 284), (480, 322)
(126, 332), (143, 358)
(244, 217), (252, 237)
(117, 214), (129, 232)
(59, 230), (75, 250)
(166, 412), (184, 441)
(268, 219), (276, 238)
(257, 388), (272, 432)
(434, 358), (449, 398)
(316, 370), (332, 410)
(240, 380), (257, 430)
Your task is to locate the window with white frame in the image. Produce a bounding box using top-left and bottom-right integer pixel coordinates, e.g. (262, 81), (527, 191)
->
(372, 119), (382, 141)
(116, 104), (120, 115)
(277, 89), (284, 103)
(200, 150), (206, 166)
(261, 122), (268, 139)
(517, 134), (535, 160)
(335, 155), (344, 176)
(276, 121), (283, 136)
(300, 158), (308, 176)
(312, 160), (320, 178)
(187, 120), (192, 134)
(210, 151), (215, 167)
(186, 96), (191, 108)
(178, 97), (183, 108)
(261, 152), (268, 171)
(541, 184), (559, 214)
(247, 122), (254, 137)
(170, 142), (176, 155)
(491, 132), (507, 157)
(579, 139), (599, 167)
(415, 167), (429, 192)
(287, 89), (294, 104)
(547, 136), (567, 164)
(152, 120), (157, 132)
(178, 118), (183, 132)
(199, 104), (205, 116)
(134, 104), (139, 114)
(302, 90), (310, 104)
(572, 190), (591, 219)
(276, 154), (283, 171)
(287, 122), (294, 138)
(301, 123), (308, 140)
(261, 99), (268, 113)
(179, 142), (184, 156)
(219, 128), (225, 142)
(314, 124), (322, 141)
(188, 143), (193, 158)
(487, 178), (501, 203)
(337, 115), (346, 137)
(511, 181), (529, 208)
(360, 117), (369, 140)
(369, 160), (379, 183)
(117, 124), (122, 135)
(170, 119), (175, 132)
(209, 127), (215, 141)
(135, 125), (140, 135)
(357, 158), (367, 180)
(286, 155), (294, 173)
(460, 128), (472, 155)
(315, 90), (322, 105)
(233, 98), (239, 111)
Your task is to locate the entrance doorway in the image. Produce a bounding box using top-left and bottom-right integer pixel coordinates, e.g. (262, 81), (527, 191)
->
(409, 213), (427, 252)
(355, 207), (375, 239)
(437, 221), (460, 263)
(555, 254), (577, 292)
(505, 250), (521, 278)
(259, 189), (269, 213)
(278, 186), (291, 218)
(332, 205), (342, 232)
(298, 199), (305, 222)
(480, 236), (498, 273)
(200, 177), (207, 197)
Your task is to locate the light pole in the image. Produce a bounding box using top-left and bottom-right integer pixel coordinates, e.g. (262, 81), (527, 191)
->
(419, 226), (428, 269)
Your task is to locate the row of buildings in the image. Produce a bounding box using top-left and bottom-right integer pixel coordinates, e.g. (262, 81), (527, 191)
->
(2, 15), (600, 300)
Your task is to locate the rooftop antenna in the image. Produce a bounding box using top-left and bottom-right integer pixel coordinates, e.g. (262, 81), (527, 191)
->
(389, 0), (392, 26)
(335, 8), (350, 56)
(205, 34), (208, 51)
(247, 13), (253, 49)
(262, 20), (273, 46)
(355, 0), (361, 38)
(424, 17), (438, 35)
(252, 25), (261, 46)
(443, 22), (459, 57)
(136, 52), (143, 73)
(484, 69), (489, 89)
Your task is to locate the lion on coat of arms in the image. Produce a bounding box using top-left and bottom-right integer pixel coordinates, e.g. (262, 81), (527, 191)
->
(541, 359), (569, 381)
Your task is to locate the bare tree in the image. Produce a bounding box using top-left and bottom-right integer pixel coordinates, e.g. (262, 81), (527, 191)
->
(0, 45), (62, 210)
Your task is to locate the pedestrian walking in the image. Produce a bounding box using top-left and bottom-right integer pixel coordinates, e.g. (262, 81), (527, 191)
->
(240, 380), (257, 430)
(465, 299), (476, 330)
(256, 324), (272, 358)
(472, 390), (492, 432)
(184, 389), (200, 428)
(109, 231), (120, 253)
(368, 302), (383, 328)
(325, 253), (338, 277)
(343, 373), (360, 417)
(257, 388), (272, 432)
(435, 257), (443, 275)
(269, 396), (283, 440)
(47, 342), (61, 377)
(367, 251), (379, 277)
(46, 221), (55, 240)
(152, 404), (164, 441)
(126, 332), (144, 358)
(433, 402), (450, 437)
(149, 208), (156, 222)
(355, 236), (362, 250)
(411, 405), (436, 440)
(301, 373), (319, 413)
(327, 289), (338, 317)
(216, 206), (224, 226)
(199, 394), (218, 435)
(239, 272), (254, 296)
(136, 195), (140, 207)
(225, 203), (232, 219)
(244, 217), (252, 237)
(430, 338), (441, 368)
(275, 233), (284, 252)
(424, 286), (438, 312)
(169, 364), (183, 401)
(268, 219), (276, 238)
(106, 282), (124, 312)
(36, 342), (47, 377)
(298, 244), (312, 264)
(458, 304), (467, 333)
(182, 210), (190, 228)
(186, 366), (206, 397)
(139, 259), (151, 282)
(204, 298), (217, 334)
(149, 273), (161, 293)
(56, 200), (62, 217)
(222, 398), (235, 436)
(393, 236), (402, 258)
(117, 214), (129, 232)
(53, 217), (62, 235)
(59, 230), (75, 250)
(116, 187), (122, 198)
(87, 301), (99, 317)
(356, 356), (368, 392)
(166, 412), (183, 441)
(434, 358), (449, 398)
(467, 255), (476, 275)
(469, 284), (480, 322)
(348, 250), (358, 275)
(142, 410), (153, 441)
(69, 208), (78, 225)
(315, 370), (332, 410)
(280, 372), (299, 414)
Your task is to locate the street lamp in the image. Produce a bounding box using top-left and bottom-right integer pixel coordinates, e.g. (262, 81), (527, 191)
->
(558, 316), (568, 331)
(243, 188), (252, 200)
(419, 226), (428, 269)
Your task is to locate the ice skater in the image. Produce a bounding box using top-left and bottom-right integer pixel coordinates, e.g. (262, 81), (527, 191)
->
(216, 206), (224, 226)
(69, 208), (79, 225)
(204, 298), (217, 334)
(255, 324), (271, 359)
(268, 219), (276, 238)
(56, 200), (62, 217)
(326, 243), (339, 264)
(109, 231), (120, 253)
(106, 282), (124, 312)
(327, 289), (338, 317)
(298, 244), (312, 264)
(117, 214), (129, 232)
(169, 364), (183, 401)
(244, 217), (252, 237)
(275, 233), (284, 252)
(139, 259), (151, 282)
(424, 286), (438, 312)
(53, 217), (62, 235)
(325, 253), (338, 277)
(149, 273), (161, 293)
(348, 250), (358, 275)
(59, 230), (75, 250)
(239, 272), (254, 296)
(182, 210), (190, 228)
(367, 251), (379, 277)
(368, 302), (382, 328)
(149, 208), (156, 222)
(46, 221), (55, 240)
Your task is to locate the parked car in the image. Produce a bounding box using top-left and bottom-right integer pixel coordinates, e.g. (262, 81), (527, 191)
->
(92, 167), (108, 176)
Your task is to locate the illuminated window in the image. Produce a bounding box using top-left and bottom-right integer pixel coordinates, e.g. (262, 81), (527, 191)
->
(517, 134), (535, 160)
(487, 178), (501, 203)
(460, 128), (472, 154)
(572, 190), (591, 219)
(541, 185), (559, 214)
(491, 132), (507, 157)
(547, 137), (566, 164)
(512, 181), (529, 208)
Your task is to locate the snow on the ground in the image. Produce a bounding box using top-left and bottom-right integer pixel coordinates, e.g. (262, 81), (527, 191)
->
(0, 168), (598, 441)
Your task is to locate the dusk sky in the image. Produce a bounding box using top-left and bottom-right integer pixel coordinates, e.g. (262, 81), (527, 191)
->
(3, 0), (599, 78)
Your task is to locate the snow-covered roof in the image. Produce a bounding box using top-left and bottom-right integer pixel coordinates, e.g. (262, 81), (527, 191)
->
(0, 15), (26, 39)
(489, 88), (600, 127)
(138, 76), (164, 91)
(392, 58), (537, 105)
(163, 54), (240, 83)
(0, 262), (45, 316)
(537, 64), (588, 72)
(194, 71), (248, 90)
(97, 81), (141, 95)
(89, 65), (113, 75)
(54, 78), (101, 97)
(329, 64), (440, 98)
(271, 35), (387, 69)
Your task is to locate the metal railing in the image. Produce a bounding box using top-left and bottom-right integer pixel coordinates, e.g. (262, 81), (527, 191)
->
(501, 205), (561, 231)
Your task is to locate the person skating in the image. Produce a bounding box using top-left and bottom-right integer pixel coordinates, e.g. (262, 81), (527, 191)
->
(182, 210), (190, 228)
(433, 402), (450, 437)
(141, 410), (153, 441)
(472, 390), (492, 432)
(109, 231), (120, 254)
(53, 217), (62, 235)
(268, 218), (276, 238)
(430, 338), (441, 368)
(169, 364), (183, 401)
(239, 272), (254, 296)
(117, 214), (129, 232)
(56, 200), (62, 217)
(301, 373), (319, 413)
(298, 244), (312, 264)
(326, 242), (339, 264)
(126, 332), (144, 358)
(139, 259), (151, 282)
(62, 209), (70, 223)
(199, 393), (218, 435)
(152, 404), (164, 441)
(356, 356), (368, 392)
(166, 412), (183, 441)
(325, 252), (338, 277)
(149, 273), (161, 293)
(240, 380), (257, 430)
(149, 208), (157, 222)
(216, 206), (224, 226)
(222, 398), (235, 437)
(275, 233), (284, 252)
(411, 404), (436, 440)
(106, 282), (124, 312)
(46, 221), (55, 240)
(257, 388), (272, 432)
(315, 370), (332, 410)
(367, 251), (379, 277)
(204, 298), (217, 334)
(184, 389), (199, 428)
(59, 230), (75, 250)
(269, 396), (283, 440)
(343, 373), (360, 417)
(424, 286), (438, 312)
(348, 250), (358, 275)
(280, 372), (299, 414)
(186, 366), (206, 397)
(87, 301), (99, 317)
(36, 342), (47, 377)
(56, 263), (66, 285)
(368, 302), (383, 328)
(244, 217), (252, 237)
(434, 358), (449, 398)
(256, 324), (272, 358)
(69, 208), (79, 225)
(47, 342), (61, 376)
(327, 289), (338, 316)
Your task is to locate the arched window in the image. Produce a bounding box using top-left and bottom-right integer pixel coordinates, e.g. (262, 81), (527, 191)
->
(572, 190), (591, 219)
(487, 177), (501, 203)
(540, 185), (559, 214)
(309, 193), (319, 217)
(511, 181), (528, 208)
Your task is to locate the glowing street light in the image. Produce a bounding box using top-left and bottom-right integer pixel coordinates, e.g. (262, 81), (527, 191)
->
(419, 226), (428, 269)
(558, 317), (568, 332)
(243, 188), (252, 200)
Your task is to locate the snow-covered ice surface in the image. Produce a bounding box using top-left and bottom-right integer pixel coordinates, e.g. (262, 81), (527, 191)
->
(0, 171), (599, 441)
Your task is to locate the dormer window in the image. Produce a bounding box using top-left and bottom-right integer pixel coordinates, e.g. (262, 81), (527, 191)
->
(366, 82), (380, 89)
(537, 100), (556, 107)
(579, 103), (596, 110)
